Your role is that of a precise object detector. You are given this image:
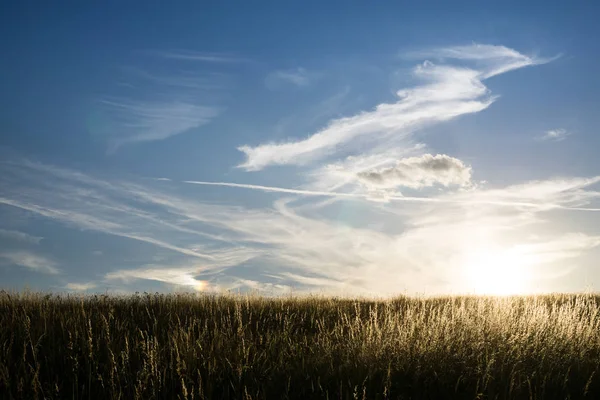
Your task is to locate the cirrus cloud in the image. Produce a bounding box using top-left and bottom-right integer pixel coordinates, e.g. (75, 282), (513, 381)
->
(0, 229), (43, 244)
(0, 251), (59, 275)
(237, 44), (548, 171)
(538, 128), (572, 142)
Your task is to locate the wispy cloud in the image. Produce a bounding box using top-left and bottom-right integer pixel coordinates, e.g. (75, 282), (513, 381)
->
(119, 66), (229, 90)
(106, 266), (209, 291)
(140, 50), (248, 63)
(183, 180), (376, 199)
(265, 67), (313, 89)
(181, 177), (600, 210)
(238, 44), (547, 171)
(455, 176), (600, 209)
(65, 282), (97, 291)
(101, 99), (220, 150)
(406, 44), (553, 78)
(511, 233), (600, 265)
(270, 86), (354, 140)
(0, 229), (43, 244)
(97, 50), (231, 151)
(0, 251), (59, 275)
(1, 157), (599, 294)
(538, 128), (572, 142)
(223, 278), (292, 295)
(2, 44), (597, 295)
(0, 194), (235, 261)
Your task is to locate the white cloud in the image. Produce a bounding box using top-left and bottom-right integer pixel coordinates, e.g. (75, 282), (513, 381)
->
(102, 100), (220, 150)
(96, 50), (230, 151)
(65, 282), (97, 291)
(238, 44), (546, 171)
(106, 266), (209, 291)
(1, 159), (599, 294)
(110, 181), (600, 294)
(265, 67), (313, 89)
(0, 161), (231, 261)
(511, 233), (600, 265)
(221, 279), (292, 295)
(538, 128), (571, 142)
(180, 179), (495, 206)
(0, 228), (43, 244)
(183, 180), (373, 199)
(120, 66), (228, 90)
(0, 193), (251, 262)
(454, 176), (600, 210)
(140, 50), (248, 63)
(304, 144), (426, 192)
(407, 44), (550, 78)
(0, 251), (59, 275)
(2, 42), (598, 295)
(271, 87), (353, 139)
(356, 154), (472, 190)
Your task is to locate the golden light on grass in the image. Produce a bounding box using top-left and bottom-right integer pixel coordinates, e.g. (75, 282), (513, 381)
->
(2, 291), (600, 398)
(462, 246), (534, 295)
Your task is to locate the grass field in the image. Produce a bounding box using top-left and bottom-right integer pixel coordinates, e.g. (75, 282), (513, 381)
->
(1, 291), (599, 399)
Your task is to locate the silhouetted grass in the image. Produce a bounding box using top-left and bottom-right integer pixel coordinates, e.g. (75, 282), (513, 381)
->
(1, 291), (599, 399)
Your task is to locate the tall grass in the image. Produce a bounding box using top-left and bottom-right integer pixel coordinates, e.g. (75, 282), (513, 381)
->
(1, 291), (599, 399)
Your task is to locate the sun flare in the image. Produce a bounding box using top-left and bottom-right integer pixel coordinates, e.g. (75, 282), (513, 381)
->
(462, 247), (533, 295)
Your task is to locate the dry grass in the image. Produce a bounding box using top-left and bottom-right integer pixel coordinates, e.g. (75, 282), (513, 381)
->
(1, 291), (599, 399)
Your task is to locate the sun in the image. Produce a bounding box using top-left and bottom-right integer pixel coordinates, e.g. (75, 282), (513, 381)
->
(462, 247), (533, 295)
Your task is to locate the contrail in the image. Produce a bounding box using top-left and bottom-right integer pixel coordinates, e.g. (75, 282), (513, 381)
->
(180, 180), (600, 211)
(183, 180), (439, 203)
(184, 181), (366, 198)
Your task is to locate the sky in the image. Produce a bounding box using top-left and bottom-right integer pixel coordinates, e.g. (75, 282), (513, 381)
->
(1, 1), (600, 296)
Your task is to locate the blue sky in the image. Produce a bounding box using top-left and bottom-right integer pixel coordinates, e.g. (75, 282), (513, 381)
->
(1, 2), (600, 295)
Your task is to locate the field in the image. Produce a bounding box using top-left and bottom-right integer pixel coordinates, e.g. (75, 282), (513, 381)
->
(1, 292), (599, 399)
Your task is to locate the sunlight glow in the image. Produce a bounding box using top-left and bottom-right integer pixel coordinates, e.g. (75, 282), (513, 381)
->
(194, 280), (209, 292)
(462, 247), (534, 295)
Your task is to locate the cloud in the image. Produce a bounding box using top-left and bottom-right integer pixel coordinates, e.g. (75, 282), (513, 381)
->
(0, 228), (43, 244)
(183, 180), (374, 199)
(455, 176), (600, 210)
(0, 193), (243, 261)
(538, 128), (571, 142)
(96, 50), (229, 151)
(511, 233), (600, 265)
(1, 159), (599, 294)
(238, 44), (546, 171)
(0, 251), (59, 275)
(222, 279), (292, 294)
(101, 99), (220, 150)
(65, 282), (97, 291)
(182, 179), (564, 208)
(356, 154), (472, 190)
(0, 161), (238, 261)
(1, 41), (598, 295)
(119, 66), (228, 90)
(140, 50), (248, 63)
(407, 44), (552, 78)
(106, 266), (209, 291)
(265, 68), (313, 89)
(304, 144), (426, 193)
